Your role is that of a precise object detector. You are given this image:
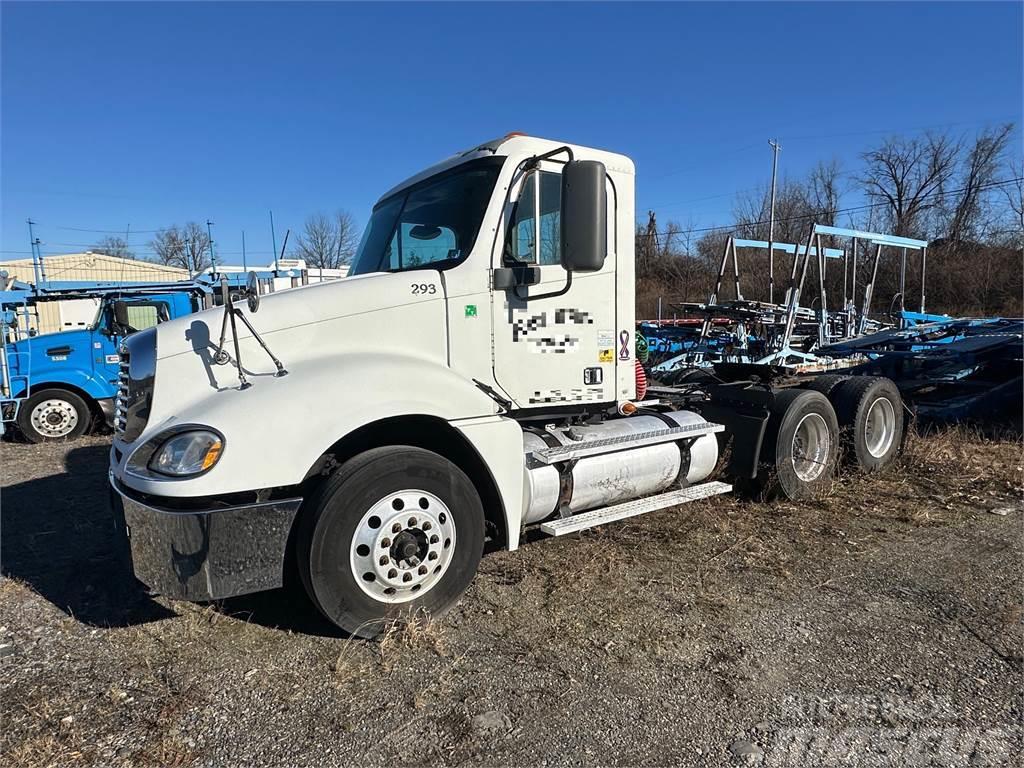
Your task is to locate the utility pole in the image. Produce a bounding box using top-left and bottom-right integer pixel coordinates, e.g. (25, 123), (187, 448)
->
(27, 218), (45, 292)
(241, 230), (247, 272)
(767, 139), (781, 304)
(206, 220), (217, 274)
(269, 210), (279, 274)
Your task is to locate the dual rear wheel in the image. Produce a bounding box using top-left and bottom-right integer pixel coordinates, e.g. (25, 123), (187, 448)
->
(759, 376), (904, 500)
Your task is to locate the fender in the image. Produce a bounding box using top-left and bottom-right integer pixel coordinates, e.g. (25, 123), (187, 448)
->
(116, 351), (514, 499)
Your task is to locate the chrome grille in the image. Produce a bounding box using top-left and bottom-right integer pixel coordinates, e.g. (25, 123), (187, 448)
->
(117, 327), (156, 443)
(114, 348), (129, 436)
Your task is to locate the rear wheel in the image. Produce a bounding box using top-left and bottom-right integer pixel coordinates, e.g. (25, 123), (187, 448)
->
(760, 389), (839, 500)
(832, 377), (903, 472)
(298, 446), (485, 638)
(804, 373), (849, 398)
(17, 389), (91, 443)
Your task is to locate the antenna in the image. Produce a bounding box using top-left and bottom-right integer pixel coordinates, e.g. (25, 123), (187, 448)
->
(269, 210), (278, 274)
(278, 229), (290, 268)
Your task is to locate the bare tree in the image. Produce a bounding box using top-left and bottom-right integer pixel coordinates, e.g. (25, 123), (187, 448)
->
(860, 132), (960, 237)
(91, 236), (134, 259)
(1003, 159), (1024, 239)
(293, 210), (359, 269)
(944, 124), (1015, 245)
(149, 222), (211, 274)
(732, 177), (822, 244)
(809, 160), (842, 227)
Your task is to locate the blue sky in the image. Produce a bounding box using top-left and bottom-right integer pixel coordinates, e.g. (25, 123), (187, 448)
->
(2, 1), (1021, 265)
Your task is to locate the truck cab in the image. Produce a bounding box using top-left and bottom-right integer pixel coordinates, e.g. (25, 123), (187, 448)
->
(2, 290), (198, 441)
(109, 135), (843, 637)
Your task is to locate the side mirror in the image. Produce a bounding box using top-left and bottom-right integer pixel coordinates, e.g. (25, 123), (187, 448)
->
(560, 160), (607, 273)
(112, 300), (130, 328)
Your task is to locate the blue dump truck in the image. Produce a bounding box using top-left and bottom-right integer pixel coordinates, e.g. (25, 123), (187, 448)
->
(1, 287), (207, 441)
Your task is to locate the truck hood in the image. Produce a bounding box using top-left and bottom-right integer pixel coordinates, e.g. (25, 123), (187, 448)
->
(7, 328), (95, 363)
(153, 271), (445, 362)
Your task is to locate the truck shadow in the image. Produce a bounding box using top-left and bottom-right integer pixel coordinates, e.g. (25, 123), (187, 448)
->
(1, 444), (176, 627)
(216, 588), (345, 638)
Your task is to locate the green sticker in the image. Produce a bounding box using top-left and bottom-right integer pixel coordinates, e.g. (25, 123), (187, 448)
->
(465, 304), (477, 318)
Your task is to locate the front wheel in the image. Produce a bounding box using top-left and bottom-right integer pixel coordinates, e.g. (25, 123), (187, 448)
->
(17, 389), (91, 443)
(298, 446), (485, 638)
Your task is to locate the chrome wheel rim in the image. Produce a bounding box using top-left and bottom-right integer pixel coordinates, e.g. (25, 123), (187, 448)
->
(791, 413), (830, 482)
(864, 396), (896, 458)
(30, 399), (79, 438)
(350, 489), (456, 604)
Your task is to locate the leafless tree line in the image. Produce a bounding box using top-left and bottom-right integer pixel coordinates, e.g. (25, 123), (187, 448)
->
(638, 124), (1022, 318)
(90, 211), (361, 274)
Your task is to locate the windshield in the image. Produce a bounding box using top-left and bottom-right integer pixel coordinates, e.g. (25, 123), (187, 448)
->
(349, 157), (502, 276)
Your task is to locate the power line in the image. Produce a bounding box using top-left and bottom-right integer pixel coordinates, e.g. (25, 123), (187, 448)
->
(49, 224), (165, 234)
(645, 177), (1023, 238)
(784, 117), (1019, 143)
(647, 116), (1017, 182)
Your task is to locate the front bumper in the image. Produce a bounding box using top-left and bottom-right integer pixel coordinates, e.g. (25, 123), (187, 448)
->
(110, 475), (302, 601)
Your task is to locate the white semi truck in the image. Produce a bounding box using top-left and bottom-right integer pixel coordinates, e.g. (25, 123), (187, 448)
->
(109, 134), (903, 636)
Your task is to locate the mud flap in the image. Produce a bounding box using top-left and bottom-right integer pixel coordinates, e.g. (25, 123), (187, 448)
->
(696, 383), (772, 480)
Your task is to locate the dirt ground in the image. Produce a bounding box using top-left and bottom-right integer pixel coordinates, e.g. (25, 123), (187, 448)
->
(1, 430), (1021, 767)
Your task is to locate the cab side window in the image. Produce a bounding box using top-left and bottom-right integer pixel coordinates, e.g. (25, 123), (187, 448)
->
(126, 304), (162, 331)
(510, 171), (562, 266)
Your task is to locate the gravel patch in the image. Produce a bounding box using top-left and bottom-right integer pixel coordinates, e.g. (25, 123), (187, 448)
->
(1, 431), (1021, 766)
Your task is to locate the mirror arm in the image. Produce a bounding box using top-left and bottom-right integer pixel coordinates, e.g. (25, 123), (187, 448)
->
(514, 269), (572, 302)
(530, 145), (575, 166)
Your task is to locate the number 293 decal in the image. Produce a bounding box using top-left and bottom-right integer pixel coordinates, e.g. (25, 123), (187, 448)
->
(411, 283), (437, 295)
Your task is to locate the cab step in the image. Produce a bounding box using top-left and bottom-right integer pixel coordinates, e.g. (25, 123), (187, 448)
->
(539, 480), (733, 537)
(527, 421), (723, 465)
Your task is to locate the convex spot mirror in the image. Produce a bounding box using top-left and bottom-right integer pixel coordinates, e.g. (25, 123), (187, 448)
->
(246, 271), (260, 313)
(560, 160), (607, 273)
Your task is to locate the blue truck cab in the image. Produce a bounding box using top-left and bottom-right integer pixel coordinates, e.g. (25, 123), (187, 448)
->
(1, 290), (201, 441)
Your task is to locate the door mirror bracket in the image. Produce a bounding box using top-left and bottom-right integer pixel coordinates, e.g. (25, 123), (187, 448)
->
(493, 265), (541, 291)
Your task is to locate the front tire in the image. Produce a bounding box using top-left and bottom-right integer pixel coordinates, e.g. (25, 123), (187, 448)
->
(298, 446), (485, 638)
(17, 389), (91, 443)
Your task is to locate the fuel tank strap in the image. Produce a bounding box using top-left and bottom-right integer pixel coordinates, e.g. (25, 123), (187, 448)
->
(638, 409), (683, 430)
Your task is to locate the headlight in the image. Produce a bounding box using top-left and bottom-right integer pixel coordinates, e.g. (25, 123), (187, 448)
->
(148, 430), (224, 477)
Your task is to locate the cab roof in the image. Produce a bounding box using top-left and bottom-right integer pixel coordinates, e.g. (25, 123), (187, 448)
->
(376, 134), (634, 205)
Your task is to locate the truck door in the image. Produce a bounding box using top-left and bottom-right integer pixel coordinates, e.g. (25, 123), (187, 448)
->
(491, 161), (619, 409)
(95, 299), (169, 384)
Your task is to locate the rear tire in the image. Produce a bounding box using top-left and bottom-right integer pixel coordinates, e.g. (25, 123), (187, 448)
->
(16, 389), (91, 443)
(760, 389), (839, 500)
(804, 373), (849, 398)
(832, 377), (903, 472)
(297, 446), (485, 638)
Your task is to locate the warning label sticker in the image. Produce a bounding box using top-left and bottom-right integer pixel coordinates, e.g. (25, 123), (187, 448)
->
(598, 349), (614, 363)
